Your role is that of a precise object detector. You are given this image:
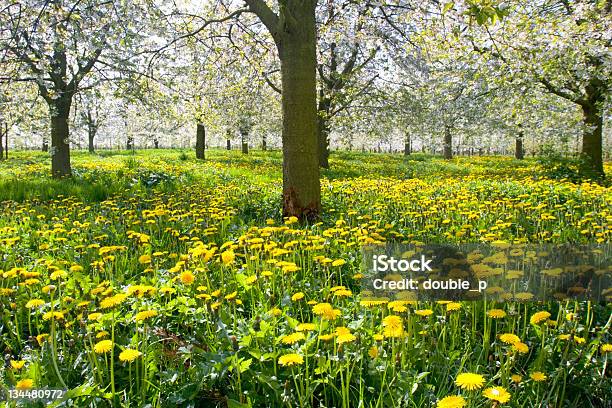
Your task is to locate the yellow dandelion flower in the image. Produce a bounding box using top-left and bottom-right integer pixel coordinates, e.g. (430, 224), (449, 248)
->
(601, 343), (612, 353)
(100, 294), (127, 309)
(296, 323), (316, 332)
(138, 254), (152, 264)
(382, 315), (404, 338)
(93, 339), (113, 354)
(291, 292), (305, 301)
(487, 309), (506, 319)
(415, 309), (433, 317)
(10, 360), (26, 370)
(530, 311), (551, 325)
(511, 374), (522, 383)
(499, 333), (521, 345)
(25, 299), (45, 309)
(278, 353), (304, 366)
(15, 379), (34, 390)
(119, 348), (142, 362)
(281, 332), (305, 345)
(221, 250), (235, 265)
(368, 346), (379, 359)
(482, 386), (511, 403)
(437, 395), (466, 408)
(455, 372), (485, 390)
(530, 371), (547, 382)
(180, 271), (195, 285)
(135, 310), (158, 322)
(331, 259), (346, 267)
(512, 342), (529, 354)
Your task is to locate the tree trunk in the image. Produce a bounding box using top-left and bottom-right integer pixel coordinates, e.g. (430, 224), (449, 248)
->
(515, 130), (524, 160)
(88, 125), (96, 153)
(154, 139), (159, 149)
(581, 104), (604, 177)
(443, 126), (452, 160)
(0, 124), (4, 160)
(317, 96), (331, 169)
(241, 131), (249, 154)
(42, 140), (49, 152)
(196, 123), (205, 160)
(127, 135), (134, 151)
(262, 134), (267, 151)
(278, 4), (321, 219)
(404, 133), (411, 156)
(49, 99), (72, 178)
(226, 139), (231, 150)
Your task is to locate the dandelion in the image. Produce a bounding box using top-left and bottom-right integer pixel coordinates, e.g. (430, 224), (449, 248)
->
(446, 302), (461, 312)
(15, 379), (34, 390)
(530, 311), (551, 325)
(94, 339), (113, 354)
(331, 259), (346, 267)
(119, 348), (142, 362)
(382, 315), (404, 338)
(281, 332), (305, 345)
(368, 346), (379, 359)
(25, 299), (45, 309)
(180, 271), (195, 285)
(312, 303), (340, 320)
(601, 343), (612, 353)
(511, 374), (522, 384)
(138, 254), (152, 264)
(512, 342), (529, 354)
(455, 372), (485, 390)
(335, 327), (356, 344)
(482, 386), (511, 403)
(221, 250), (235, 265)
(295, 323), (316, 332)
(530, 371), (547, 382)
(436, 395), (466, 408)
(415, 309), (433, 317)
(10, 360), (26, 370)
(278, 353), (304, 366)
(291, 292), (305, 301)
(135, 310), (158, 322)
(487, 309), (506, 319)
(499, 333), (521, 345)
(100, 293), (127, 309)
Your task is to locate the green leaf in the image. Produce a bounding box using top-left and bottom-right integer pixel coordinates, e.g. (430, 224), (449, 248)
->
(443, 2), (454, 14)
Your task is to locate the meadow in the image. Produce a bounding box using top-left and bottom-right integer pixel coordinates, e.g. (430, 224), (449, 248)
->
(0, 150), (610, 407)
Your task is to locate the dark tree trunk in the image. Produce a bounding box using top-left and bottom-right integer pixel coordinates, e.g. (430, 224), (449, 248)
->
(443, 125), (452, 160)
(317, 95), (331, 169)
(241, 131), (249, 154)
(88, 125), (96, 153)
(581, 103), (604, 177)
(127, 135), (134, 151)
(226, 139), (231, 150)
(196, 123), (205, 160)
(404, 134), (411, 156)
(262, 134), (267, 151)
(0, 123), (4, 160)
(42, 140), (49, 152)
(278, 2), (321, 219)
(515, 130), (524, 160)
(49, 98), (72, 178)
(154, 139), (159, 149)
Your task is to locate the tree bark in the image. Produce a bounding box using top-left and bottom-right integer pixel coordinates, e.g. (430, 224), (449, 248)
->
(404, 133), (411, 156)
(278, 3), (321, 219)
(49, 99), (72, 178)
(515, 130), (524, 160)
(443, 125), (453, 160)
(581, 103), (604, 177)
(262, 134), (267, 151)
(317, 96), (331, 169)
(154, 139), (159, 149)
(42, 140), (49, 152)
(241, 130), (249, 154)
(0, 124), (4, 160)
(88, 124), (96, 153)
(196, 123), (205, 160)
(127, 135), (134, 151)
(226, 139), (231, 150)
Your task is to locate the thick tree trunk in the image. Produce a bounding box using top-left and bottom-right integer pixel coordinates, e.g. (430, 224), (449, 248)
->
(226, 139), (231, 150)
(443, 126), (453, 160)
(88, 125), (96, 153)
(50, 100), (72, 178)
(404, 134), (411, 156)
(262, 134), (267, 151)
(42, 140), (49, 152)
(126, 135), (134, 151)
(241, 131), (249, 154)
(278, 4), (321, 219)
(196, 123), (205, 160)
(515, 131), (524, 160)
(154, 139), (159, 149)
(581, 104), (604, 177)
